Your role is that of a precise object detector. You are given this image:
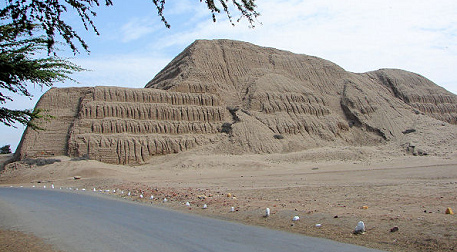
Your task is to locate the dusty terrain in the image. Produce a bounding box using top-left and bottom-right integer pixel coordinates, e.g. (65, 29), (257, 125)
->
(0, 229), (60, 252)
(1, 143), (457, 252)
(3, 40), (457, 251)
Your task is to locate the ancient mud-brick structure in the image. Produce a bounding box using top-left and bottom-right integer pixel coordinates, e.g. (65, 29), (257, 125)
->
(16, 40), (457, 164)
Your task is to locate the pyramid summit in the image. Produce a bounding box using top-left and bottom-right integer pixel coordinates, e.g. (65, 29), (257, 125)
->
(15, 39), (457, 164)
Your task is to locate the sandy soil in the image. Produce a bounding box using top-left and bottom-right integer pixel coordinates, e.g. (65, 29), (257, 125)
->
(1, 145), (457, 252)
(0, 229), (59, 252)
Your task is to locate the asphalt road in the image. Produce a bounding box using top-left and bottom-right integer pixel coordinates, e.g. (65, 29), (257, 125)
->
(0, 187), (384, 252)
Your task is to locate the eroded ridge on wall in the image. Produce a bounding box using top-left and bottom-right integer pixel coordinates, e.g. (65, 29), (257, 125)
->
(366, 69), (457, 124)
(67, 87), (225, 164)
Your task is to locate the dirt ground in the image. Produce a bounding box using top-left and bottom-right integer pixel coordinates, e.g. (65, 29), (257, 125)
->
(0, 229), (59, 252)
(1, 145), (457, 252)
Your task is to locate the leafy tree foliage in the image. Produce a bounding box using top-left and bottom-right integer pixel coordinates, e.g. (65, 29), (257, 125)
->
(1, 0), (259, 53)
(0, 24), (83, 129)
(0, 144), (12, 154)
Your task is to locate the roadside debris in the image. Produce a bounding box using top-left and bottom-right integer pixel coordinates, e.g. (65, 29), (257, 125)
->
(354, 221), (366, 234)
(265, 208), (270, 217)
(390, 226), (399, 233)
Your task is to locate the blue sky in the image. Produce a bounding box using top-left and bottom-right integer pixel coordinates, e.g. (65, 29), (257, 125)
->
(2, 0), (457, 151)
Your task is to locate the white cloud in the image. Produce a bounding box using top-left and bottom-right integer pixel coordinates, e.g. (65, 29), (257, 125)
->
(120, 17), (160, 43)
(68, 54), (171, 88)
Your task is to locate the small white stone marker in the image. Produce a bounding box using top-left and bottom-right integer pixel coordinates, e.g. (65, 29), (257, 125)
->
(354, 221), (366, 234)
(203, 204), (208, 209)
(163, 198), (168, 203)
(292, 216), (300, 221)
(265, 208), (270, 217)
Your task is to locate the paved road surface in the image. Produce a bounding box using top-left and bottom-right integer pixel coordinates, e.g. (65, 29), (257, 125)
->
(0, 187), (383, 252)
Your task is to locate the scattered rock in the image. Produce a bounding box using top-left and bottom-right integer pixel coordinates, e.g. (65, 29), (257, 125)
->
(273, 134), (284, 140)
(265, 208), (270, 217)
(73, 176), (81, 180)
(354, 221), (366, 234)
(402, 129), (416, 134)
(405, 143), (428, 156)
(23, 158), (61, 166)
(445, 207), (454, 215)
(390, 226), (399, 233)
(292, 216), (300, 221)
